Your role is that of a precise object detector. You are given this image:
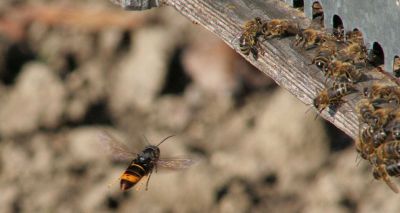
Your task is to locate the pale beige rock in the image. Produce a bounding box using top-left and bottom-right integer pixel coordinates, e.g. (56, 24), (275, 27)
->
(0, 63), (65, 136)
(109, 27), (175, 114)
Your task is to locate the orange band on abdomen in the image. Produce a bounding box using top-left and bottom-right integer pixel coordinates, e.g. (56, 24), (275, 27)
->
(121, 173), (141, 183)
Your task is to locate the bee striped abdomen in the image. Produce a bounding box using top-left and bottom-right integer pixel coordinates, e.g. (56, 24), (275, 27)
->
(120, 163), (147, 191)
(239, 36), (251, 55)
(387, 163), (400, 177)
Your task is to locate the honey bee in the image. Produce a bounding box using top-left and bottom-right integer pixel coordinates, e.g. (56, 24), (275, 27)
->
(345, 29), (364, 45)
(238, 17), (265, 60)
(368, 107), (394, 130)
(355, 99), (375, 124)
(99, 131), (196, 191)
(355, 125), (375, 160)
(325, 60), (365, 83)
(389, 120), (400, 141)
(312, 51), (332, 71)
(313, 82), (358, 113)
(362, 83), (400, 107)
(372, 163), (399, 193)
(293, 28), (332, 50)
(394, 57), (400, 77)
(371, 128), (388, 148)
(332, 26), (345, 42)
(376, 141), (400, 161)
(337, 42), (368, 66)
(242, 17), (263, 31)
(387, 110), (400, 140)
(362, 83), (394, 99)
(356, 126), (388, 160)
(386, 162), (400, 178)
(261, 19), (300, 39)
(311, 41), (339, 70)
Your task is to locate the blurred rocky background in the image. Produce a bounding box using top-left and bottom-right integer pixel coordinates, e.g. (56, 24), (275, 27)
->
(0, 1), (398, 213)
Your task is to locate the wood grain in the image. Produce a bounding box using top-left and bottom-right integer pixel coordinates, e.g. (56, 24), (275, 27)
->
(164, 0), (360, 138)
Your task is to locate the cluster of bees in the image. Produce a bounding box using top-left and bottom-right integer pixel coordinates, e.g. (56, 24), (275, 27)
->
(355, 84), (400, 193)
(238, 13), (400, 192)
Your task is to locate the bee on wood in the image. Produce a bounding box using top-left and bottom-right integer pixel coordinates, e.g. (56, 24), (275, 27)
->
(371, 128), (388, 149)
(293, 28), (332, 50)
(355, 125), (375, 160)
(372, 163), (399, 193)
(311, 41), (340, 70)
(355, 99), (375, 124)
(238, 17), (265, 60)
(313, 82), (358, 113)
(332, 26), (345, 42)
(261, 19), (300, 39)
(362, 83), (400, 108)
(376, 141), (400, 161)
(345, 29), (364, 45)
(312, 51), (333, 71)
(389, 120), (400, 141)
(362, 83), (395, 99)
(99, 131), (196, 191)
(369, 108), (394, 130)
(356, 128), (388, 160)
(358, 109), (391, 148)
(337, 42), (368, 66)
(386, 110), (400, 140)
(356, 124), (388, 156)
(394, 57), (400, 77)
(386, 162), (400, 178)
(325, 60), (365, 83)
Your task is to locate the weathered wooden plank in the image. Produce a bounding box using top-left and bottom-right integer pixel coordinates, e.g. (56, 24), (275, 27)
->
(164, 0), (359, 138)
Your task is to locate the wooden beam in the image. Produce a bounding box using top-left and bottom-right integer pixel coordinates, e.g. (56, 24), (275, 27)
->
(164, 0), (361, 138)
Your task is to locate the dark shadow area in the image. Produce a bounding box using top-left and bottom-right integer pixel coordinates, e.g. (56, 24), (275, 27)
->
(66, 99), (113, 127)
(332, 15), (344, 41)
(323, 120), (353, 152)
(393, 56), (400, 77)
(262, 172), (278, 186)
(233, 61), (277, 108)
(214, 177), (260, 205)
(68, 164), (88, 177)
(293, 0), (304, 8)
(59, 52), (78, 80)
(12, 199), (21, 213)
(186, 144), (208, 157)
(106, 196), (119, 210)
(81, 100), (113, 125)
(339, 196), (358, 212)
(160, 47), (192, 95)
(369, 42), (385, 67)
(215, 184), (229, 203)
(332, 15), (343, 29)
(116, 30), (132, 53)
(233, 79), (277, 108)
(65, 52), (78, 72)
(1, 42), (36, 85)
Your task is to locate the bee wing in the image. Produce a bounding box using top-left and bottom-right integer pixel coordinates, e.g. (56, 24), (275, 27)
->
(157, 157), (197, 170)
(98, 130), (137, 162)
